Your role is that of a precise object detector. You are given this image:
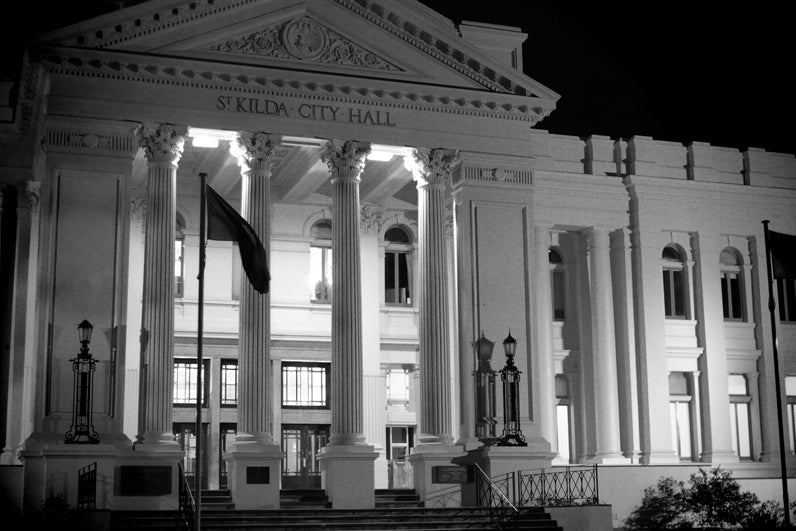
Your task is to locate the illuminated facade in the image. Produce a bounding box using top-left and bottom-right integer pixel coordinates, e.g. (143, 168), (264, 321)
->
(1, 0), (795, 526)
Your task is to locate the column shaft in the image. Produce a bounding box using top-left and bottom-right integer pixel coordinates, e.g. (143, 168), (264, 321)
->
(136, 124), (184, 445)
(588, 227), (623, 460)
(413, 148), (459, 445)
(235, 133), (279, 443)
(534, 225), (556, 451)
(322, 140), (370, 445)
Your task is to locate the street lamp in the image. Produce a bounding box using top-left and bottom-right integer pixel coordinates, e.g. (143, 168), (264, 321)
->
(498, 330), (526, 446)
(65, 319), (100, 444)
(473, 332), (498, 443)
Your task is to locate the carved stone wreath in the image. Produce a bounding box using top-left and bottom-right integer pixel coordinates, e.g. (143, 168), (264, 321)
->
(211, 16), (399, 71)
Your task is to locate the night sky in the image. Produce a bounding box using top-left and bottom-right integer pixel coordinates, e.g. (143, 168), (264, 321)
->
(3, 1), (793, 156)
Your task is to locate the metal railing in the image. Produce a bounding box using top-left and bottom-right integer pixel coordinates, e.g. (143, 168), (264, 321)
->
(517, 465), (599, 506)
(178, 461), (196, 531)
(474, 463), (519, 530)
(77, 462), (97, 510)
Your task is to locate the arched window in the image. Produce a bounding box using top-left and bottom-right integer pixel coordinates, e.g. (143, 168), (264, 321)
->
(549, 248), (565, 321)
(175, 213), (185, 298)
(309, 220), (332, 303)
(384, 226), (413, 305)
(720, 248), (744, 321)
(662, 245), (686, 318)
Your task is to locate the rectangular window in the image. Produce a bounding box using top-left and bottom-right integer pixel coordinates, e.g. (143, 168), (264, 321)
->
(663, 269), (686, 318)
(221, 360), (238, 407)
(728, 374), (752, 460)
(669, 372), (693, 460)
(175, 238), (184, 298)
(552, 270), (565, 321)
(385, 251), (411, 305)
(721, 272), (743, 320)
(309, 246), (332, 303)
(173, 359), (209, 407)
(385, 426), (414, 461)
(282, 362), (330, 408)
(386, 368), (410, 410)
(778, 279), (796, 322)
(787, 377), (796, 453)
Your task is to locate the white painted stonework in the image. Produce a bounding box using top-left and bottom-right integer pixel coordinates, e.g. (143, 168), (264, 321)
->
(1, 0), (795, 527)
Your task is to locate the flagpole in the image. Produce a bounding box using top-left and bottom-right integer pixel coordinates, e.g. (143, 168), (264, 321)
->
(195, 173), (207, 531)
(762, 219), (790, 527)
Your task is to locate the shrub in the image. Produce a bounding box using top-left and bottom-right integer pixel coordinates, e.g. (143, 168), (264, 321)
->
(624, 467), (791, 530)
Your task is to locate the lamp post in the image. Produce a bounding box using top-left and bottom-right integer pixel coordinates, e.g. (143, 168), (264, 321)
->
(473, 332), (498, 443)
(65, 320), (100, 444)
(498, 331), (526, 446)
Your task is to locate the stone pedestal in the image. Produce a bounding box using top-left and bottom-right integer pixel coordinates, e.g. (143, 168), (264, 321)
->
(317, 444), (378, 509)
(225, 443), (282, 509)
(407, 444), (466, 507)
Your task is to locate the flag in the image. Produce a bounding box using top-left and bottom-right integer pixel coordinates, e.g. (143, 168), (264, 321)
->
(768, 229), (796, 280)
(206, 184), (270, 293)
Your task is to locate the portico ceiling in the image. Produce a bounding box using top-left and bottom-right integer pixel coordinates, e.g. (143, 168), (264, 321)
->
(163, 134), (419, 216)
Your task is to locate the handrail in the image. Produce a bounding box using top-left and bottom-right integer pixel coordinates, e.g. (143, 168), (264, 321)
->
(77, 462), (97, 510)
(178, 461), (196, 531)
(517, 464), (599, 506)
(473, 463), (519, 530)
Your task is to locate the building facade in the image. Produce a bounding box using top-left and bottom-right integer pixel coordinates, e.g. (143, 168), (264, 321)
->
(1, 0), (795, 526)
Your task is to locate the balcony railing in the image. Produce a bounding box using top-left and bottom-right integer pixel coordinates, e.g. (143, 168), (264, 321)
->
(518, 465), (599, 506)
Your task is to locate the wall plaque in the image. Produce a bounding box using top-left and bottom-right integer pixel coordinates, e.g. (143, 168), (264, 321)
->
(247, 466), (270, 484)
(431, 465), (473, 484)
(116, 465), (172, 496)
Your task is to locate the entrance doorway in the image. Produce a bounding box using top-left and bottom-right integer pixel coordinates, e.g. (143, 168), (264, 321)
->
(174, 422), (209, 490)
(281, 424), (329, 489)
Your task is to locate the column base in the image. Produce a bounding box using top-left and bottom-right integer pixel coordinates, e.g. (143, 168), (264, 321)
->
(134, 430), (181, 449)
(637, 448), (681, 464)
(584, 452), (631, 465)
(407, 443), (466, 508)
(699, 449), (741, 464)
(225, 442), (282, 509)
(317, 444), (378, 509)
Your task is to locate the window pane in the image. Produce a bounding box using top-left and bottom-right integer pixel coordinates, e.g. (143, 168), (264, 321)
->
(786, 376), (796, 396)
(663, 271), (672, 317)
(556, 404), (570, 462)
(175, 239), (184, 298)
(221, 361), (238, 406)
(736, 403), (751, 458)
(729, 404), (739, 454)
(385, 252), (396, 303)
(673, 270), (685, 317)
(310, 247), (332, 302)
(730, 276), (742, 319)
(721, 275), (730, 319)
(787, 280), (796, 322)
(398, 253), (410, 304)
(789, 403), (796, 453)
(676, 402), (691, 458)
(552, 270), (565, 320)
(728, 374), (747, 395)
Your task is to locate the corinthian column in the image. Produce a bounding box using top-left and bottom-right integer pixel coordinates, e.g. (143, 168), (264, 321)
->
(224, 132), (283, 510)
(412, 148), (460, 445)
(321, 139), (371, 445)
(232, 132), (281, 445)
(135, 123), (185, 447)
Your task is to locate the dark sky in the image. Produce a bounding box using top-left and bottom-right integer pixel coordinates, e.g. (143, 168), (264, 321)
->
(3, 1), (794, 155)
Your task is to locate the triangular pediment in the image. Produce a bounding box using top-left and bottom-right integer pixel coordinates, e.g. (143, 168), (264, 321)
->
(35, 0), (560, 123)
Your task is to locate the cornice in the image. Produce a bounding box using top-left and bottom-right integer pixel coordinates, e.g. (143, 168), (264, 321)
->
(36, 47), (551, 124)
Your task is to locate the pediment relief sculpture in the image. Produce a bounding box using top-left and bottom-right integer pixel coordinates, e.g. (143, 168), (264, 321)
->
(210, 16), (400, 71)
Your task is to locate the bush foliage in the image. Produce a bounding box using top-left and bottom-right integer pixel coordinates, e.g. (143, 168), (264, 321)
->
(624, 467), (791, 530)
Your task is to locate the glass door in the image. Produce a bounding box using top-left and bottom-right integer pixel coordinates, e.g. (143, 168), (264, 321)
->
(281, 424), (329, 489)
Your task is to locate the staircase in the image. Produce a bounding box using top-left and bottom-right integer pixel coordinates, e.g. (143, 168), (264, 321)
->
(111, 506), (562, 530)
(111, 487), (563, 530)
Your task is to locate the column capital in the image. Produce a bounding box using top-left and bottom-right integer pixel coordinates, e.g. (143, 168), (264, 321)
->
(411, 147), (460, 188)
(17, 181), (41, 214)
(321, 140), (371, 182)
(360, 203), (384, 236)
(234, 132), (282, 173)
(135, 123), (186, 166)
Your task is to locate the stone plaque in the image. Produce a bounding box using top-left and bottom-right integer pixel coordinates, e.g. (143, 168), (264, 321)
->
(431, 465), (472, 484)
(116, 465), (172, 496)
(247, 466), (270, 484)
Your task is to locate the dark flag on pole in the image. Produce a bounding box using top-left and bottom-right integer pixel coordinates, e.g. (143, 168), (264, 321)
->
(206, 184), (270, 293)
(768, 229), (796, 280)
